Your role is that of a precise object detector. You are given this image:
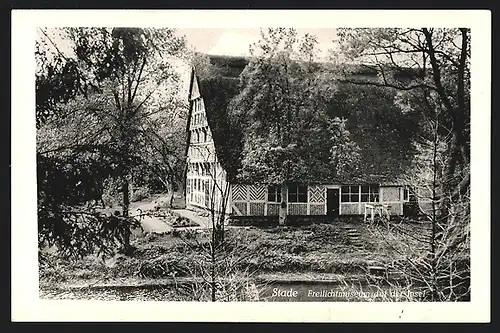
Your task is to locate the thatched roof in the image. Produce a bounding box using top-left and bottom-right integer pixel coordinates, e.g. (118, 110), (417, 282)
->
(187, 55), (248, 181)
(188, 54), (419, 185)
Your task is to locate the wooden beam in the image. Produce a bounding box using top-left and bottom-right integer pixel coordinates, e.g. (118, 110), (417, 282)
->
(231, 202), (243, 216)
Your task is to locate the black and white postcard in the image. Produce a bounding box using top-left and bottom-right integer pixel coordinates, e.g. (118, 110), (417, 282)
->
(11, 9), (491, 322)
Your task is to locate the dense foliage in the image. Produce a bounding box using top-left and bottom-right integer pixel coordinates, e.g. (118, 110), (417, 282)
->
(226, 29), (362, 185)
(191, 32), (424, 186)
(327, 83), (421, 182)
(337, 28), (470, 190)
(197, 76), (245, 181)
(36, 28), (187, 259)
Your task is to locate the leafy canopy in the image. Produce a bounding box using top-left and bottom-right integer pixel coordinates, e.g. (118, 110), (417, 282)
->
(36, 27), (187, 259)
(228, 28), (361, 184)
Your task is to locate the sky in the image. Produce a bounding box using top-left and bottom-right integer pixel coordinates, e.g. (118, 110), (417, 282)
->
(37, 28), (339, 98)
(175, 28), (337, 59)
(171, 28), (338, 94)
(38, 27), (338, 68)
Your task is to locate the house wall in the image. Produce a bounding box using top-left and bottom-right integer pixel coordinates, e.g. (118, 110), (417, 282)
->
(185, 76), (229, 215)
(230, 184), (329, 217)
(309, 185), (326, 215)
(227, 183), (410, 217)
(418, 201), (434, 216)
(341, 203), (361, 215)
(381, 186), (400, 201)
(413, 187), (434, 216)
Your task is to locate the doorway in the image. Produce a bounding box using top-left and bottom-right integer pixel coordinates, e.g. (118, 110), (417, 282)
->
(326, 188), (340, 216)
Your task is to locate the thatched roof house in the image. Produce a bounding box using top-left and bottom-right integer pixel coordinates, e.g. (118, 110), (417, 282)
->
(185, 54), (423, 218)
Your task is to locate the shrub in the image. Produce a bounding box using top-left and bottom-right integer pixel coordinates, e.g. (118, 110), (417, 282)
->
(171, 216), (199, 228)
(131, 187), (150, 202)
(138, 255), (190, 278)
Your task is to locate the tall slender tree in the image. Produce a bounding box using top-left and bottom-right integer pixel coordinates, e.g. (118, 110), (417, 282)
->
(335, 28), (471, 300)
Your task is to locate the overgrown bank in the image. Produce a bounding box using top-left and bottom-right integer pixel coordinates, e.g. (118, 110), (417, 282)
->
(40, 216), (448, 301)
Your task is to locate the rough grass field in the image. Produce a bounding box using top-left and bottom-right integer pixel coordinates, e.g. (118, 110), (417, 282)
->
(39, 195), (433, 301)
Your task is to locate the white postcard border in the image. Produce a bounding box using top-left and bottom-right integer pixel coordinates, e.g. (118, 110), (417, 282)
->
(11, 9), (491, 322)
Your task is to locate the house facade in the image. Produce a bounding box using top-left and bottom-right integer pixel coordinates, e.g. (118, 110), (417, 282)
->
(185, 71), (228, 215)
(184, 55), (423, 220)
(220, 183), (412, 218)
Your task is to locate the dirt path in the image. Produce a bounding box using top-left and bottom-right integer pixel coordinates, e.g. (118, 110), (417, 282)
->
(130, 195), (172, 233)
(105, 194), (213, 233)
(171, 209), (211, 228)
(135, 214), (172, 233)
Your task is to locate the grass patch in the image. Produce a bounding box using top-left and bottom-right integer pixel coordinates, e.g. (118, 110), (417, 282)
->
(40, 217), (432, 298)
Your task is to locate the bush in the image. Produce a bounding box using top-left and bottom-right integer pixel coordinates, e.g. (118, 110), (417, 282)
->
(131, 187), (150, 202)
(138, 255), (190, 278)
(171, 216), (199, 228)
(102, 178), (122, 206)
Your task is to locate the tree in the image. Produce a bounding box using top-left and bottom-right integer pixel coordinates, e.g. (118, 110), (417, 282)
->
(408, 109), (470, 300)
(36, 27), (187, 257)
(230, 28), (360, 225)
(335, 28), (471, 301)
(336, 28), (470, 196)
(178, 145), (264, 302)
(362, 109), (470, 301)
(136, 108), (188, 205)
(65, 27), (186, 218)
(326, 82), (422, 182)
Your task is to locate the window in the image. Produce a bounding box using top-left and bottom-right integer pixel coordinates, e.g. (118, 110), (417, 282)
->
(361, 185), (379, 202)
(203, 128), (207, 142)
(288, 184), (307, 203)
(267, 185), (282, 202)
(341, 185), (360, 202)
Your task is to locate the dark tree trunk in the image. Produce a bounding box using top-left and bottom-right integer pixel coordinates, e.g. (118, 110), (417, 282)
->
(278, 182), (287, 226)
(169, 193), (175, 208)
(121, 176), (131, 255)
(122, 177), (129, 217)
(166, 180), (174, 208)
